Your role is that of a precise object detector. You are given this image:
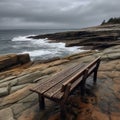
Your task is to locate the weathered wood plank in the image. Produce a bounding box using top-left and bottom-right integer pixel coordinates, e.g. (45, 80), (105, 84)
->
(62, 57), (101, 89)
(44, 65), (84, 98)
(86, 56), (101, 69)
(30, 56), (101, 117)
(60, 83), (71, 120)
(33, 64), (85, 94)
(52, 76), (83, 99)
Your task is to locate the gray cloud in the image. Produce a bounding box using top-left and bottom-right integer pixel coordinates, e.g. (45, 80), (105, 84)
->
(0, 0), (120, 29)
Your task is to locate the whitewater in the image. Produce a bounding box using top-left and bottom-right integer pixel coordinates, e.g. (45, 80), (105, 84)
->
(0, 29), (86, 61)
(12, 35), (86, 60)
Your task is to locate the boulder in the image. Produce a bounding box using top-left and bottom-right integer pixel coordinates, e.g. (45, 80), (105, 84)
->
(0, 79), (18, 88)
(10, 84), (28, 93)
(17, 71), (44, 85)
(17, 54), (30, 64)
(108, 53), (120, 60)
(0, 54), (18, 71)
(0, 87), (8, 97)
(0, 54), (31, 71)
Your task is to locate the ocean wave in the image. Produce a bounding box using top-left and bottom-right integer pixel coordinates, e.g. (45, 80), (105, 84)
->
(12, 35), (48, 42)
(11, 35), (87, 60)
(12, 35), (33, 41)
(22, 49), (51, 57)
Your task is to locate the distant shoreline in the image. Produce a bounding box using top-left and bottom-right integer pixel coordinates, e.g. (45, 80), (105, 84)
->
(29, 24), (120, 50)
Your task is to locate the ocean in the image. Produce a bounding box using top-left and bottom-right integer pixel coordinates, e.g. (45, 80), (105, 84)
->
(0, 29), (84, 61)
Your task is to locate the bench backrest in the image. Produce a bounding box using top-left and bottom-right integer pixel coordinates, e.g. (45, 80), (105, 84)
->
(61, 56), (101, 92)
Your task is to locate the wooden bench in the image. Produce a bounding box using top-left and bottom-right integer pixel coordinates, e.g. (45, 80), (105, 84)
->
(30, 56), (101, 119)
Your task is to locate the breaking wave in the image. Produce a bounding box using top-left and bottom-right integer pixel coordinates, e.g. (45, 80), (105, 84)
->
(11, 35), (86, 60)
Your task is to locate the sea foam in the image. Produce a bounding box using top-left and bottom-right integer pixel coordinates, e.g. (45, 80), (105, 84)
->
(11, 35), (86, 60)
(12, 35), (33, 41)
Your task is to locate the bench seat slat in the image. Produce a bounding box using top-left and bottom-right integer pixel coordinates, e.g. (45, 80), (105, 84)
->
(86, 56), (100, 69)
(32, 64), (85, 94)
(52, 90), (63, 100)
(51, 76), (84, 100)
(31, 64), (79, 91)
(52, 57), (101, 100)
(30, 56), (101, 116)
(44, 65), (85, 98)
(62, 57), (100, 88)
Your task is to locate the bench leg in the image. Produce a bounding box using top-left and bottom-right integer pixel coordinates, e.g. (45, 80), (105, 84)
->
(93, 61), (100, 84)
(80, 80), (86, 96)
(81, 69), (88, 97)
(93, 70), (97, 84)
(38, 94), (45, 110)
(60, 84), (71, 120)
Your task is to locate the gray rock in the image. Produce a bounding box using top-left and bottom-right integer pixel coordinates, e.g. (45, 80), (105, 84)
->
(17, 71), (44, 85)
(103, 49), (120, 54)
(0, 87), (8, 97)
(0, 79), (18, 88)
(11, 103), (26, 116)
(0, 76), (16, 84)
(101, 55), (109, 61)
(0, 85), (33, 107)
(19, 93), (38, 103)
(10, 84), (28, 93)
(108, 53), (120, 60)
(0, 108), (15, 120)
(0, 81), (9, 88)
(12, 102), (37, 118)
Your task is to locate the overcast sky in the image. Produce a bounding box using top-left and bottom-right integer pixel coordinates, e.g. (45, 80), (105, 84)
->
(0, 0), (120, 29)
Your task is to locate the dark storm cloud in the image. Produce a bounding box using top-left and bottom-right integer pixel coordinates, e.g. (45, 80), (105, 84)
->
(0, 0), (120, 29)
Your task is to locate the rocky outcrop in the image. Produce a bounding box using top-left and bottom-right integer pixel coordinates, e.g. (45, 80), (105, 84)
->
(0, 54), (31, 72)
(29, 24), (120, 50)
(0, 24), (120, 120)
(0, 45), (120, 120)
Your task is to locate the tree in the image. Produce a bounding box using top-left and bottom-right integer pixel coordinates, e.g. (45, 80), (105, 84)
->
(101, 20), (106, 25)
(101, 17), (120, 25)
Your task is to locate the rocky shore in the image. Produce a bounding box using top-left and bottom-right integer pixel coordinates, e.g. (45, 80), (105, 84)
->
(0, 24), (120, 120)
(0, 54), (31, 72)
(29, 24), (120, 50)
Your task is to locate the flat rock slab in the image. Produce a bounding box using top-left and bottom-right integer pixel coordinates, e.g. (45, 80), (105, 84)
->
(0, 87), (8, 97)
(108, 53), (120, 60)
(0, 53), (30, 71)
(0, 108), (15, 120)
(0, 84), (33, 107)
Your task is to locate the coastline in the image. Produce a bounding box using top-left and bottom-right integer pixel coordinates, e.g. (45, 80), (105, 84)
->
(29, 24), (120, 50)
(0, 24), (120, 120)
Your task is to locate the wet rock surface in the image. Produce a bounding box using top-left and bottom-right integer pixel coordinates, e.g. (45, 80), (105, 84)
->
(0, 45), (120, 120)
(0, 25), (120, 120)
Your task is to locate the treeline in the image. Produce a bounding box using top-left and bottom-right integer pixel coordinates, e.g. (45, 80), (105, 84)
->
(101, 17), (120, 25)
